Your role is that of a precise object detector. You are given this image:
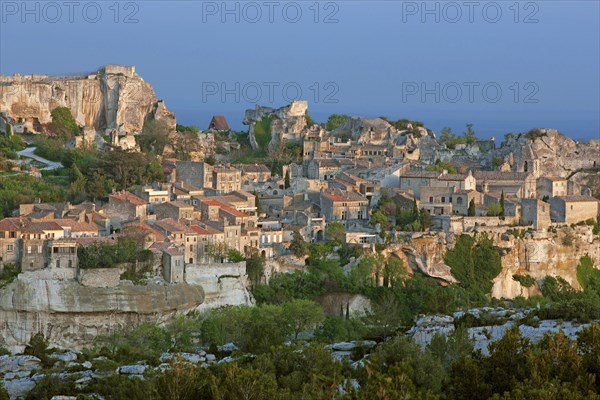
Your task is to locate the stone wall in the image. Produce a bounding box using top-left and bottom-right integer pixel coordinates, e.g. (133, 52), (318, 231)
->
(185, 262), (254, 309)
(78, 268), (121, 288)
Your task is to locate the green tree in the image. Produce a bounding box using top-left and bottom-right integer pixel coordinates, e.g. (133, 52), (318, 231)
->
(468, 198), (476, 216)
(500, 190), (506, 217)
(326, 221), (346, 244)
(50, 106), (79, 138)
(463, 123), (476, 145)
(284, 169), (290, 189)
(325, 114), (348, 131)
(420, 208), (432, 231)
(24, 332), (52, 367)
(282, 299), (325, 340)
(289, 230), (309, 258)
(68, 164), (87, 202)
(487, 202), (503, 216)
(137, 119), (171, 154)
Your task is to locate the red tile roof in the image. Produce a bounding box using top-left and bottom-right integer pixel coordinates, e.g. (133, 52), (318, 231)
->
(110, 192), (147, 206)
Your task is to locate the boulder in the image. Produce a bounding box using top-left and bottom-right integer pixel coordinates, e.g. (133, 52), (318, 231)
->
(50, 351), (78, 363)
(118, 365), (146, 375)
(0, 355), (41, 374)
(2, 377), (36, 399)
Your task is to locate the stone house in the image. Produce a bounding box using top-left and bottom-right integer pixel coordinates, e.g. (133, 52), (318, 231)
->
(172, 182), (204, 203)
(107, 192), (148, 229)
(537, 176), (568, 198)
(307, 159), (342, 180)
(520, 198), (551, 230)
(419, 187), (455, 216)
(431, 170), (476, 191)
(212, 166), (241, 194)
(238, 164), (271, 184)
(320, 190), (369, 222)
(158, 244), (185, 283)
(48, 239), (78, 272)
(154, 201), (196, 222)
(474, 171), (536, 199)
(399, 169), (441, 198)
(176, 161), (213, 189)
(153, 218), (198, 265)
(191, 223), (225, 263)
(0, 218), (25, 268)
(548, 195), (599, 224)
(138, 185), (170, 212)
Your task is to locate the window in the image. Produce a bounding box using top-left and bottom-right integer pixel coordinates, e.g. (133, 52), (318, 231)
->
(27, 246), (32, 254)
(441, 197), (445, 203)
(360, 237), (369, 244)
(457, 197), (463, 205)
(429, 197), (433, 202)
(56, 260), (60, 268)
(6, 245), (13, 253)
(68, 260), (73, 269)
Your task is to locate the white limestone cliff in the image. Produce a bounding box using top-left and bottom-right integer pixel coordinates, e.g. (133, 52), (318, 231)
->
(0, 65), (175, 136)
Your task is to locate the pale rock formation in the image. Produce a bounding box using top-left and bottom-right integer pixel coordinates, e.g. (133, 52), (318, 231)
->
(184, 262), (254, 310)
(0, 65), (175, 137)
(0, 271), (204, 353)
(492, 226), (600, 299)
(498, 129), (599, 178)
(332, 117), (398, 145)
(243, 100), (309, 149)
(408, 308), (592, 356)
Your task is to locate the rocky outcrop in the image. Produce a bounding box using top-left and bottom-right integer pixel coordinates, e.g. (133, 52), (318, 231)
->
(492, 226), (600, 299)
(0, 65), (175, 136)
(0, 271), (204, 353)
(382, 234), (457, 284)
(332, 117), (398, 145)
(497, 129), (599, 178)
(184, 262), (254, 310)
(407, 307), (591, 356)
(243, 100), (308, 149)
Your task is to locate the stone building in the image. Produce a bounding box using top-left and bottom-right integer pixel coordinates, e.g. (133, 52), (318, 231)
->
(154, 201), (196, 222)
(520, 198), (551, 230)
(176, 161), (213, 189)
(212, 166), (241, 194)
(320, 190), (369, 222)
(548, 195), (599, 224)
(537, 176), (568, 198)
(399, 169), (441, 198)
(107, 192), (147, 229)
(474, 171), (536, 199)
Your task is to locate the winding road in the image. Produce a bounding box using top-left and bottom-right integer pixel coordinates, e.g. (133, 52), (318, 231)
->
(17, 147), (63, 170)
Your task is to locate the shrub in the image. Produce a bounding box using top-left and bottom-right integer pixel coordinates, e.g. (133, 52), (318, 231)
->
(512, 274), (536, 288)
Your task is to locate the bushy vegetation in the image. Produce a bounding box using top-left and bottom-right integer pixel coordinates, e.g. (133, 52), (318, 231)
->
(0, 174), (66, 218)
(325, 114), (348, 131)
(78, 237), (152, 269)
(0, 263), (21, 288)
(253, 116), (272, 150)
(371, 192), (433, 231)
(444, 234), (502, 300)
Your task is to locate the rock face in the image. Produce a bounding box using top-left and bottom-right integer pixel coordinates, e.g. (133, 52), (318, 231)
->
(497, 129), (600, 178)
(0, 271), (204, 353)
(0, 65), (175, 135)
(184, 262), (253, 310)
(243, 100), (308, 149)
(332, 117), (398, 145)
(492, 226), (600, 299)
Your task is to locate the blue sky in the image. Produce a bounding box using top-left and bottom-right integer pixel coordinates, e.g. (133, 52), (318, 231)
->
(1, 0), (598, 140)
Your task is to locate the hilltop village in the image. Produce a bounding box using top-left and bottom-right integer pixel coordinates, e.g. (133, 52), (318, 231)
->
(0, 65), (600, 399)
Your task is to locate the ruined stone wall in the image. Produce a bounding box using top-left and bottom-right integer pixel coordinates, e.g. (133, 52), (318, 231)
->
(78, 268), (121, 288)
